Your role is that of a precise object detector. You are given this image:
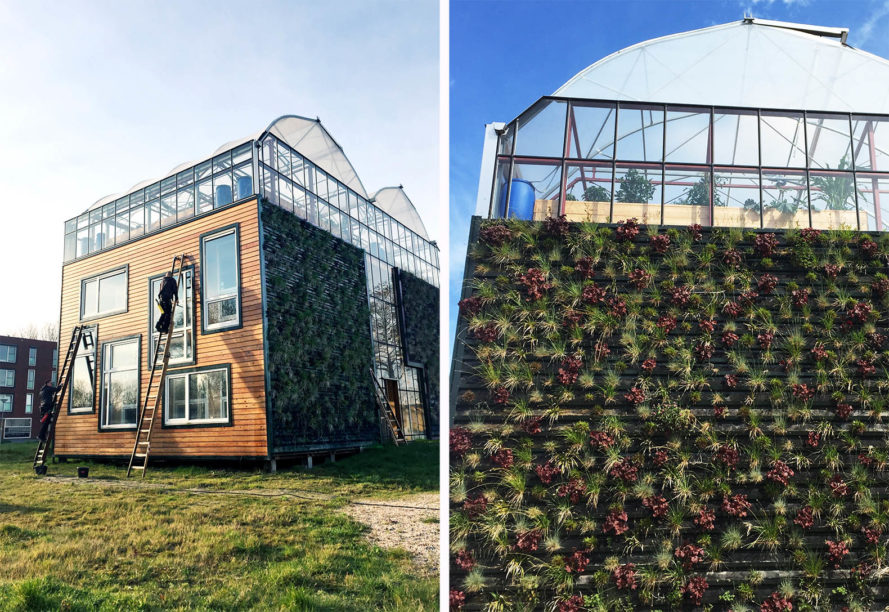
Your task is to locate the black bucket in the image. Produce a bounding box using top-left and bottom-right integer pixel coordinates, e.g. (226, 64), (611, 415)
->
(77, 466), (89, 478)
(34, 465), (47, 476)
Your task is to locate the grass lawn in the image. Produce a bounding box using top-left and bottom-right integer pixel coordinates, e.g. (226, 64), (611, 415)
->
(0, 441), (439, 611)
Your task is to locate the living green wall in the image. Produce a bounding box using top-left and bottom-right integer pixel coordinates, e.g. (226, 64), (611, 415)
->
(261, 202), (377, 453)
(396, 268), (440, 439)
(451, 215), (889, 611)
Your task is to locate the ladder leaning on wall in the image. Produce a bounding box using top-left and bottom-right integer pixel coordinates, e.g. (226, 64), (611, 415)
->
(33, 325), (89, 473)
(127, 254), (186, 478)
(370, 369), (405, 445)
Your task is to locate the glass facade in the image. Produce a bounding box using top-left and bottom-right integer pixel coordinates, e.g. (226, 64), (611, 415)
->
(492, 97), (889, 231)
(258, 134), (439, 440)
(63, 143), (255, 263)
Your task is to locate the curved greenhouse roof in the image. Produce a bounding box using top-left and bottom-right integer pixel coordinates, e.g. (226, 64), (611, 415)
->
(372, 186), (429, 240)
(555, 18), (889, 114)
(87, 114), (371, 211)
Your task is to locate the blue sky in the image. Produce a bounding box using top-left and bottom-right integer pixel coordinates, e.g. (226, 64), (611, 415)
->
(448, 0), (889, 350)
(0, 0), (439, 334)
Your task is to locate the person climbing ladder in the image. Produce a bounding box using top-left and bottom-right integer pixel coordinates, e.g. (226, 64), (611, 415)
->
(155, 271), (179, 334)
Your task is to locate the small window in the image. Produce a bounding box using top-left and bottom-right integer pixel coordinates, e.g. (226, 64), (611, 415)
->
(149, 269), (194, 365)
(0, 345), (16, 363)
(201, 227), (241, 332)
(25, 393), (33, 414)
(69, 327), (97, 413)
(27, 369), (35, 390)
(100, 337), (139, 429)
(164, 366), (230, 426)
(81, 268), (127, 319)
(0, 369), (13, 387)
(0, 394), (11, 412)
(28, 347), (36, 366)
(3, 417), (30, 439)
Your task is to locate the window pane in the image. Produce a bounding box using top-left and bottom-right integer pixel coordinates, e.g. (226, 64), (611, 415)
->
(146, 200), (161, 232)
(665, 107), (711, 164)
(198, 179), (213, 213)
(809, 171), (857, 229)
(663, 166), (711, 225)
(204, 232), (237, 300)
(508, 161), (562, 220)
(232, 143), (252, 166)
(189, 370), (228, 421)
(761, 112), (806, 168)
(71, 357), (94, 411)
(276, 142), (291, 175)
(177, 187), (195, 221)
(855, 173), (889, 231)
(106, 370), (137, 425)
(713, 169), (760, 228)
(713, 109), (759, 166)
(98, 272), (126, 314)
(498, 122), (514, 155)
(568, 103), (615, 160)
(214, 172), (233, 207)
(207, 297), (238, 326)
(807, 113), (852, 170)
(514, 99), (567, 158)
(83, 279), (98, 316)
(169, 376), (186, 420)
(762, 170), (809, 229)
(161, 193), (176, 227)
(852, 116), (889, 171)
(564, 162), (612, 222)
(613, 165), (661, 224)
(28, 348), (36, 366)
(234, 164), (253, 200)
(27, 369), (35, 390)
(617, 105), (664, 162)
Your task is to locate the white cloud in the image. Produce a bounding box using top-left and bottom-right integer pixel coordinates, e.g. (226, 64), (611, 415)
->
(858, 0), (889, 45)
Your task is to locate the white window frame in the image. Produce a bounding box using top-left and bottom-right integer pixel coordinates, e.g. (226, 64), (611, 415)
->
(164, 367), (230, 426)
(201, 227), (240, 332)
(0, 369), (13, 387)
(80, 267), (128, 320)
(25, 393), (33, 414)
(149, 268), (194, 365)
(100, 337), (140, 430)
(2, 417), (31, 439)
(0, 345), (16, 363)
(28, 347), (36, 366)
(0, 394), (11, 412)
(26, 369), (35, 390)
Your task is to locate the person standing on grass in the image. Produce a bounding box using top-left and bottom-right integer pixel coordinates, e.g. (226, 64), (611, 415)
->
(155, 271), (179, 334)
(37, 380), (60, 442)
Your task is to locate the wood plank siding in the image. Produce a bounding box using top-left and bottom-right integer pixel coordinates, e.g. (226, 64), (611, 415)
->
(55, 199), (268, 459)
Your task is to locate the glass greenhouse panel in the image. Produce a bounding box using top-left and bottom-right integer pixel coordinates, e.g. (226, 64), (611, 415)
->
(665, 107), (711, 164)
(809, 171), (857, 229)
(713, 109), (759, 166)
(616, 104), (664, 162)
(514, 99), (567, 158)
(508, 161), (562, 220)
(851, 116), (889, 172)
(613, 165), (661, 224)
(713, 169), (760, 228)
(855, 173), (889, 231)
(807, 113), (852, 170)
(761, 112), (806, 168)
(568, 102), (615, 160)
(762, 170), (809, 229)
(498, 122), (514, 156)
(564, 162), (612, 223)
(663, 166), (711, 225)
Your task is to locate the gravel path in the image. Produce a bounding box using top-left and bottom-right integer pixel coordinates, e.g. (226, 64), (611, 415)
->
(344, 492), (440, 576)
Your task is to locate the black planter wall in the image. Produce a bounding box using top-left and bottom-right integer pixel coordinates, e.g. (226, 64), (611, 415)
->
(451, 215), (889, 611)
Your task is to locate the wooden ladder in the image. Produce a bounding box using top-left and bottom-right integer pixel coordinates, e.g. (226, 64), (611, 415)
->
(127, 254), (186, 478)
(370, 369), (405, 445)
(33, 325), (87, 472)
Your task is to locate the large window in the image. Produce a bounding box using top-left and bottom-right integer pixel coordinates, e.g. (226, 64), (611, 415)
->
(3, 418), (30, 439)
(201, 227), (240, 332)
(0, 345), (16, 363)
(28, 347), (36, 366)
(164, 366), (230, 426)
(100, 337), (139, 429)
(149, 269), (194, 365)
(81, 267), (127, 319)
(0, 394), (11, 412)
(69, 327), (96, 414)
(0, 369), (13, 387)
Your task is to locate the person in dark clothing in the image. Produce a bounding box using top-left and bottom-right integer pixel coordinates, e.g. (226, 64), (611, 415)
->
(155, 271), (179, 334)
(37, 380), (60, 442)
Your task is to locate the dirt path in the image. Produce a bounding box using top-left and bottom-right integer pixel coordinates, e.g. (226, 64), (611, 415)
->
(344, 492), (439, 576)
(40, 476), (440, 574)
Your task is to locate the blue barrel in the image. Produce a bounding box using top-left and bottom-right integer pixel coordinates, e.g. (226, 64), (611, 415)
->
(216, 185), (233, 207)
(505, 178), (535, 220)
(236, 176), (253, 200)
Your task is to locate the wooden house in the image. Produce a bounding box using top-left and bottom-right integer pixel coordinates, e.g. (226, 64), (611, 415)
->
(55, 115), (439, 467)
